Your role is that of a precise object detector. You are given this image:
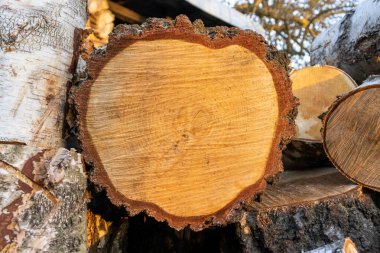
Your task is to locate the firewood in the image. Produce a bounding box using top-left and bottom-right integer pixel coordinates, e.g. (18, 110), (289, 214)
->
(283, 66), (357, 169)
(0, 0), (87, 251)
(311, 0), (380, 84)
(75, 16), (296, 230)
(239, 167), (380, 253)
(323, 76), (380, 191)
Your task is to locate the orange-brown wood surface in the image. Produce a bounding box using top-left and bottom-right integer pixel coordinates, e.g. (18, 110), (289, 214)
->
(291, 65), (356, 141)
(75, 16), (296, 230)
(323, 80), (380, 191)
(255, 167), (358, 209)
(283, 65), (356, 169)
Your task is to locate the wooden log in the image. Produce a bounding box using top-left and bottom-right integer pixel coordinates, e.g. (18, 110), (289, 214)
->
(283, 66), (357, 169)
(0, 0), (87, 251)
(311, 0), (380, 84)
(75, 15), (297, 230)
(239, 167), (380, 253)
(322, 76), (380, 191)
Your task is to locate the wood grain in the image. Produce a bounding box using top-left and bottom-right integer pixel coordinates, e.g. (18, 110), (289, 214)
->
(75, 16), (296, 230)
(255, 167), (358, 209)
(87, 39), (277, 217)
(283, 66), (356, 169)
(291, 65), (357, 141)
(323, 81), (380, 191)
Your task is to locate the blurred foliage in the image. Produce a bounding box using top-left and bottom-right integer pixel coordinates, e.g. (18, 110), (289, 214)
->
(233, 0), (357, 67)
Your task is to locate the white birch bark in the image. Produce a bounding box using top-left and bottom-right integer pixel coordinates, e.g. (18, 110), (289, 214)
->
(0, 0), (87, 252)
(311, 0), (380, 84)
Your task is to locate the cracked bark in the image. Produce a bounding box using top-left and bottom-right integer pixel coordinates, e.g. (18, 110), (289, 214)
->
(311, 0), (380, 84)
(0, 1), (87, 252)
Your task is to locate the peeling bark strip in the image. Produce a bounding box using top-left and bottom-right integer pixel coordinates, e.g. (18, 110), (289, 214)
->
(0, 0), (87, 252)
(1, 149), (87, 253)
(75, 15), (296, 230)
(311, 0), (380, 84)
(322, 76), (380, 191)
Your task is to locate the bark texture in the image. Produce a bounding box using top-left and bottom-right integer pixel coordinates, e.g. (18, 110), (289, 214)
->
(0, 1), (87, 252)
(240, 191), (380, 253)
(238, 169), (380, 253)
(311, 0), (380, 84)
(85, 168), (380, 253)
(1, 149), (87, 252)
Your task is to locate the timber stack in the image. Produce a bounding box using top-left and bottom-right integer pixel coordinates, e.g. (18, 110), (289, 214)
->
(1, 0), (380, 252)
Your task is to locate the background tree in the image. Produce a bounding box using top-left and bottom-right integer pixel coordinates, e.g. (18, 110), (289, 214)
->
(232, 0), (357, 67)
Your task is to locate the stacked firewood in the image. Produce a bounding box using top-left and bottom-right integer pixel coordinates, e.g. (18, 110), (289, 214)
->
(0, 0), (379, 252)
(81, 0), (379, 251)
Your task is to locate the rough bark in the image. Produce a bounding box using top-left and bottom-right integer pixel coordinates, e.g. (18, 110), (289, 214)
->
(239, 168), (380, 253)
(75, 15), (296, 230)
(322, 75), (380, 191)
(0, 1), (87, 252)
(311, 0), (380, 84)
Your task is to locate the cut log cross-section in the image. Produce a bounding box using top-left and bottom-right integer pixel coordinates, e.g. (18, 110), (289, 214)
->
(75, 16), (296, 230)
(323, 76), (380, 191)
(283, 66), (356, 169)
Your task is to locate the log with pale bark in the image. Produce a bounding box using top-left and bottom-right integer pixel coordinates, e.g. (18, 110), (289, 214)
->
(311, 0), (380, 84)
(283, 66), (357, 169)
(323, 75), (380, 191)
(75, 15), (296, 230)
(0, 0), (87, 252)
(239, 167), (380, 253)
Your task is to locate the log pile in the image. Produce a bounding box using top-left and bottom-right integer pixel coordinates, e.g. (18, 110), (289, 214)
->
(1, 0), (380, 252)
(81, 5), (379, 250)
(0, 0), (87, 252)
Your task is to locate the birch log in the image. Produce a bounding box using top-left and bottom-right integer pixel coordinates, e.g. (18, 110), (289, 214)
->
(311, 0), (380, 84)
(0, 1), (87, 252)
